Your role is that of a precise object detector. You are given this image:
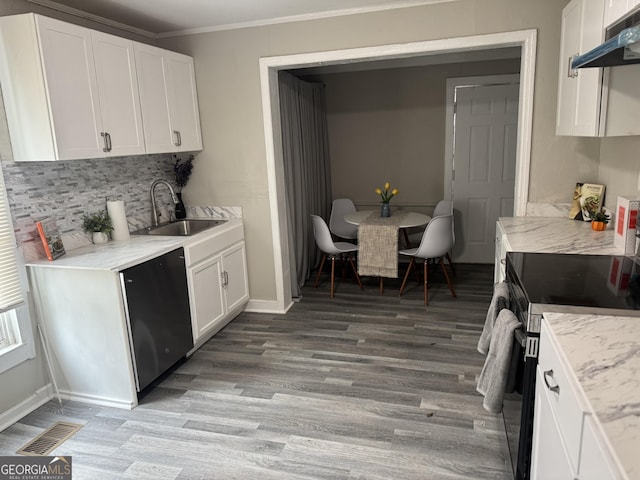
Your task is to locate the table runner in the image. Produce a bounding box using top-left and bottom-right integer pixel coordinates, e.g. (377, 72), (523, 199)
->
(357, 211), (408, 278)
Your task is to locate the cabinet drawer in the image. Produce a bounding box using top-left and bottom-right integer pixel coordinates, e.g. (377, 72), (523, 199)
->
(538, 324), (589, 472)
(185, 222), (243, 266)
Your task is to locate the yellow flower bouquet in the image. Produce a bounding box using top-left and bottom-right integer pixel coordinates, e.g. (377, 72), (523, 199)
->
(375, 182), (399, 203)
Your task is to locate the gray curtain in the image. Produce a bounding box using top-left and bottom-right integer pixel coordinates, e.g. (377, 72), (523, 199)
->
(278, 71), (332, 298)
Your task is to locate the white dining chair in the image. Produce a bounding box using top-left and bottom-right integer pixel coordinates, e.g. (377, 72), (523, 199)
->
(311, 214), (363, 298)
(329, 198), (358, 241)
(408, 199), (456, 275)
(399, 214), (456, 305)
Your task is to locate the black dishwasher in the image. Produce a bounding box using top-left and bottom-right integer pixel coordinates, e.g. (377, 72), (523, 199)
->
(120, 247), (193, 392)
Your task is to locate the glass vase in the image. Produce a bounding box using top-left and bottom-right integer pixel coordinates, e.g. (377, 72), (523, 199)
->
(381, 202), (391, 217)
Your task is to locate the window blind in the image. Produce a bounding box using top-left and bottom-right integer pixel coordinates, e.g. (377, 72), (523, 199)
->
(0, 169), (23, 312)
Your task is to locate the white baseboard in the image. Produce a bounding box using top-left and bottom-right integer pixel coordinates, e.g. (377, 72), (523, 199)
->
(57, 390), (136, 410)
(0, 384), (54, 432)
(244, 298), (292, 314)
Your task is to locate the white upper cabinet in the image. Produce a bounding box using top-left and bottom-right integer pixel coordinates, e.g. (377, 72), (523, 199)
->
(134, 43), (202, 153)
(556, 0), (606, 136)
(0, 14), (144, 160)
(604, 0), (640, 27)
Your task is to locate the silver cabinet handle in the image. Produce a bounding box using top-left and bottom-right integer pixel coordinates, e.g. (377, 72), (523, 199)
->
(568, 54), (579, 78)
(106, 132), (112, 152)
(173, 130), (182, 147)
(543, 369), (560, 393)
(221, 271), (229, 287)
(101, 132), (108, 152)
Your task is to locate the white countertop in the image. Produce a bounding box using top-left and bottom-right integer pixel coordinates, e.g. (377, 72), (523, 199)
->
(26, 218), (242, 271)
(543, 312), (639, 480)
(499, 216), (623, 255)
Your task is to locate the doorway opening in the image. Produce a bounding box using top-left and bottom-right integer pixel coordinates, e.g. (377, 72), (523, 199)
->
(260, 30), (537, 312)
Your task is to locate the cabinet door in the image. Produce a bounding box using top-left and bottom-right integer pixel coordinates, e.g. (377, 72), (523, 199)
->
(35, 15), (104, 160)
(221, 242), (249, 313)
(134, 43), (175, 154)
(556, 0), (605, 137)
(579, 416), (620, 480)
(91, 31), (145, 156)
(604, 0), (631, 26)
(530, 368), (577, 480)
(188, 254), (225, 341)
(165, 51), (203, 152)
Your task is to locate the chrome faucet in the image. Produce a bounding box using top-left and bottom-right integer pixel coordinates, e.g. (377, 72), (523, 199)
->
(150, 179), (179, 227)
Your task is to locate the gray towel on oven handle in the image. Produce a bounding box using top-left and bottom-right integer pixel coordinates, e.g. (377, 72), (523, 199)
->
(476, 308), (521, 414)
(478, 282), (510, 355)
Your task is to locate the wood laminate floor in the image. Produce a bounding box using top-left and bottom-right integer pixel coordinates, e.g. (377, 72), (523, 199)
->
(0, 263), (514, 479)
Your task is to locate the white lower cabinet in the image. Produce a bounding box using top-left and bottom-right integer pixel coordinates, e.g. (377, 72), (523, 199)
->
(531, 372), (576, 480)
(531, 319), (623, 480)
(185, 221), (249, 348)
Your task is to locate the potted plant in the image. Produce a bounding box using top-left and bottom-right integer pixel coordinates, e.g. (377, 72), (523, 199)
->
(589, 209), (609, 231)
(82, 209), (113, 244)
(173, 154), (194, 219)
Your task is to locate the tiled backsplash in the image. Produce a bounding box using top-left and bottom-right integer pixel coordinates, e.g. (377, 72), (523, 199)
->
(2, 154), (176, 246)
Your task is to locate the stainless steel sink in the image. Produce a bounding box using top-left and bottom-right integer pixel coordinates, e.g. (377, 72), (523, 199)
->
(132, 219), (227, 236)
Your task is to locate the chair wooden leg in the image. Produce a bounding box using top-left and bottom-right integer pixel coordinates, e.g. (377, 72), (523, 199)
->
(401, 228), (410, 248)
(440, 258), (457, 299)
(399, 257), (415, 296)
(314, 254), (327, 288)
(348, 256), (363, 290)
(330, 257), (336, 298)
(423, 259), (429, 305)
(446, 252), (456, 277)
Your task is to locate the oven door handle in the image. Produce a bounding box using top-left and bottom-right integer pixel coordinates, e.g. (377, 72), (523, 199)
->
(543, 369), (560, 394)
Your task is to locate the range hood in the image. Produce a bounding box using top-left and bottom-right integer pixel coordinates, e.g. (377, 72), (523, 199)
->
(572, 23), (640, 69)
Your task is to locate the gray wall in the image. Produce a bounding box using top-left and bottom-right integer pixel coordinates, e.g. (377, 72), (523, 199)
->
(318, 59), (521, 211)
(157, 0), (613, 302)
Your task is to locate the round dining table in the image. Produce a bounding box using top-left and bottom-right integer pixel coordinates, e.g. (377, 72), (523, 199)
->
(344, 210), (431, 228)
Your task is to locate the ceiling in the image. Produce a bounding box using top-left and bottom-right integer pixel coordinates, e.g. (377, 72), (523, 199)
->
(28, 0), (456, 37)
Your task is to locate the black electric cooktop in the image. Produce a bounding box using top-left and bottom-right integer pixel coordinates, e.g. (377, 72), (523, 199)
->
(506, 252), (640, 314)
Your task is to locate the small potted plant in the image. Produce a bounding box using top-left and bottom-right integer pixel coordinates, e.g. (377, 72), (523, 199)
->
(82, 209), (113, 244)
(589, 209), (609, 231)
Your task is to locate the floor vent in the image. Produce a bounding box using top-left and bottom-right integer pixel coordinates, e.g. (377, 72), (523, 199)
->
(16, 422), (83, 456)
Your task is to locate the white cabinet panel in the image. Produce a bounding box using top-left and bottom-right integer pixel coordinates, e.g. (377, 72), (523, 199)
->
(556, 0), (605, 137)
(579, 416), (621, 480)
(531, 368), (576, 480)
(134, 43), (202, 154)
(189, 254), (225, 340)
(34, 15), (105, 160)
(222, 242), (250, 313)
(91, 30), (145, 156)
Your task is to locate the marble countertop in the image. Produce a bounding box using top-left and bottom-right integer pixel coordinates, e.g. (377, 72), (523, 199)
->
(499, 216), (623, 255)
(543, 312), (639, 479)
(26, 218), (242, 271)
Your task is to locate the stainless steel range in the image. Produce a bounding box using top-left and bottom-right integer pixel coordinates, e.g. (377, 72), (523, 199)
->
(503, 251), (640, 479)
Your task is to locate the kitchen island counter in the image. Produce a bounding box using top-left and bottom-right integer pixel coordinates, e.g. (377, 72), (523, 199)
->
(542, 311), (640, 480)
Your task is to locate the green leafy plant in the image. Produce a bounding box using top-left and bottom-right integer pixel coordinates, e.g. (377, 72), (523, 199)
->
(82, 209), (113, 233)
(173, 154), (194, 190)
(589, 209), (610, 223)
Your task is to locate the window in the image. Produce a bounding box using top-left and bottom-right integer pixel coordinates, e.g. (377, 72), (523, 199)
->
(0, 159), (35, 374)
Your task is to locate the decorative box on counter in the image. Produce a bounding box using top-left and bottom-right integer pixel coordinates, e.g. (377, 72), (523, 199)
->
(614, 195), (639, 254)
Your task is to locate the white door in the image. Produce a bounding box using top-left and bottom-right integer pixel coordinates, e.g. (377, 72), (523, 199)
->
(452, 82), (519, 263)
